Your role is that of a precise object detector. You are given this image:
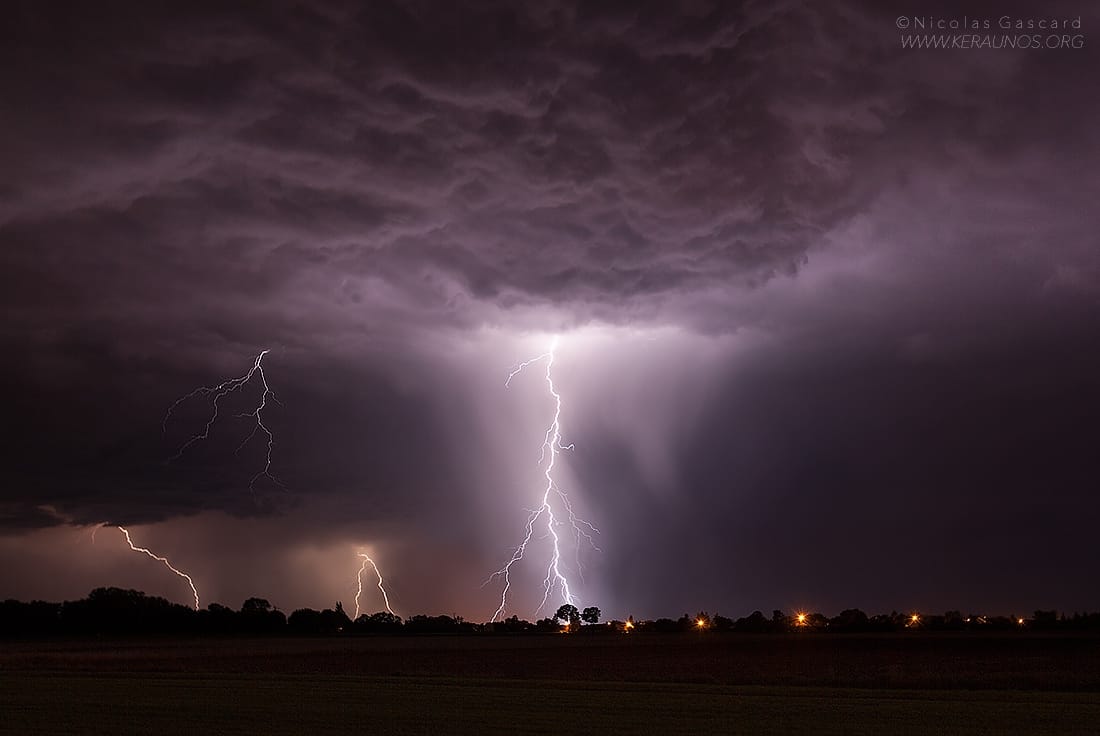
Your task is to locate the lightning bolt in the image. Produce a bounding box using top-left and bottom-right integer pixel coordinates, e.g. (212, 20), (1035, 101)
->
(117, 526), (200, 610)
(487, 337), (600, 622)
(354, 552), (395, 619)
(163, 349), (283, 492)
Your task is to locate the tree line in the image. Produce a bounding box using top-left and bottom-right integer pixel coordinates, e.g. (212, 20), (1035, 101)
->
(4, 588), (1099, 637)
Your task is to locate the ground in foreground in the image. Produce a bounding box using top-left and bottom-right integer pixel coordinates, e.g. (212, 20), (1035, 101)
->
(3, 634), (1099, 734)
(4, 673), (1099, 735)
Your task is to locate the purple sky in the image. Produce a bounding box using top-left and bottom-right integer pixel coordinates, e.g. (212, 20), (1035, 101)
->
(2, 1), (1098, 620)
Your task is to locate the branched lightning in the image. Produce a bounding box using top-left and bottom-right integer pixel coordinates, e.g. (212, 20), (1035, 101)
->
(163, 349), (283, 492)
(117, 526), (200, 610)
(354, 552), (394, 619)
(486, 337), (600, 622)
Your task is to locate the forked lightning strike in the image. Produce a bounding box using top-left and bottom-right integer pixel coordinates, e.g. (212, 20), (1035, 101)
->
(487, 337), (600, 622)
(354, 553), (395, 618)
(164, 349), (283, 492)
(117, 526), (200, 610)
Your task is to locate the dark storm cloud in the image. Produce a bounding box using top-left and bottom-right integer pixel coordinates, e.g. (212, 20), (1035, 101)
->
(1, 0), (1099, 614)
(1, 1), (910, 328)
(5, 1), (1095, 329)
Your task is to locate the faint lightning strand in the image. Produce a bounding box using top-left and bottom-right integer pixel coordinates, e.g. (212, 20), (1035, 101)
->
(164, 349), (284, 492)
(487, 338), (600, 622)
(117, 526), (200, 610)
(354, 553), (395, 618)
(232, 352), (283, 491)
(556, 486), (601, 583)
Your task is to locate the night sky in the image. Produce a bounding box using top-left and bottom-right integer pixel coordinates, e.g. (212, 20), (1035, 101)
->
(2, 1), (1098, 621)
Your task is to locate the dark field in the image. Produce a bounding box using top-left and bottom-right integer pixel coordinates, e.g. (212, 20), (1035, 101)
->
(3, 634), (1100, 734)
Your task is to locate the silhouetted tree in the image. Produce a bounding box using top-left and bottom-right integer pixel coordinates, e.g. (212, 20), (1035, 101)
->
(287, 608), (323, 634)
(1032, 610), (1058, 631)
(734, 610), (769, 633)
(535, 617), (559, 632)
(404, 614), (457, 633)
(712, 614), (734, 631)
(942, 610), (964, 630)
(492, 615), (533, 633)
(59, 588), (194, 635)
(237, 597), (285, 633)
(831, 609), (869, 632)
(7, 590), (1100, 638)
(322, 603), (352, 632)
(354, 611), (403, 633)
(649, 617), (679, 633)
(554, 604), (581, 631)
(0, 599), (62, 636)
(201, 602), (239, 633)
(242, 598), (272, 614)
(867, 614), (896, 632)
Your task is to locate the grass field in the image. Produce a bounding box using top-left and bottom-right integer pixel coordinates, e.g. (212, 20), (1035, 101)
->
(3, 635), (1099, 734)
